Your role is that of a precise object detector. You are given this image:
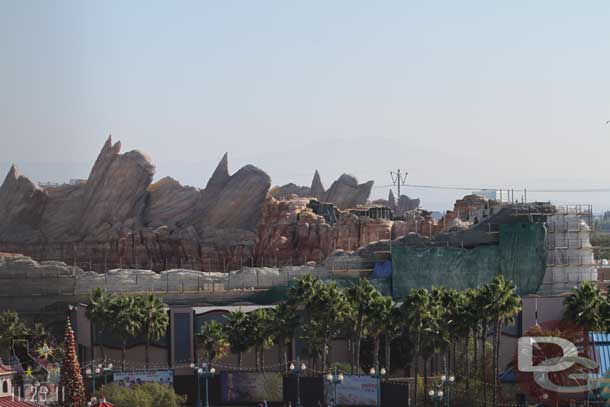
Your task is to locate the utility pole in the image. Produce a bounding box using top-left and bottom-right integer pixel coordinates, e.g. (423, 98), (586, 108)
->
(390, 169), (408, 197)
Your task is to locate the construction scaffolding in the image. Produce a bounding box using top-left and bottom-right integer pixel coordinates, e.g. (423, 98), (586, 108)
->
(538, 205), (597, 294)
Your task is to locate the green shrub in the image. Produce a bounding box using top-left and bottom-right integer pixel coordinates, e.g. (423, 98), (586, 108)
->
(96, 382), (186, 407)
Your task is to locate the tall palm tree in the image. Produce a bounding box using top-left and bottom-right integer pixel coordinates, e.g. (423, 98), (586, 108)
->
(461, 288), (480, 397)
(86, 288), (115, 362)
(368, 295), (394, 373)
(196, 320), (229, 363)
(135, 295), (169, 370)
(306, 282), (349, 370)
(475, 285), (494, 406)
(270, 303), (300, 372)
(483, 276), (521, 407)
(401, 288), (434, 407)
(383, 303), (402, 376)
(247, 309), (274, 371)
(345, 278), (380, 373)
(224, 311), (250, 368)
(564, 280), (604, 332)
(109, 295), (141, 370)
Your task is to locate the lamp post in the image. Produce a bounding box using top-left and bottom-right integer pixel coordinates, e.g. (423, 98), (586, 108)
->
(428, 388), (444, 407)
(289, 357), (307, 407)
(191, 362), (216, 407)
(325, 367), (344, 407)
(369, 367), (386, 407)
(439, 374), (455, 407)
(429, 374), (454, 407)
(85, 362), (113, 395)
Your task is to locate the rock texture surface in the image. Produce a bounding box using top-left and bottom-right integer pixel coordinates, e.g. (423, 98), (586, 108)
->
(0, 137), (380, 272)
(268, 171), (374, 210)
(255, 197), (393, 265)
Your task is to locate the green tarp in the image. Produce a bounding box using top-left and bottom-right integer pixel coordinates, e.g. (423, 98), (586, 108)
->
(391, 223), (547, 297)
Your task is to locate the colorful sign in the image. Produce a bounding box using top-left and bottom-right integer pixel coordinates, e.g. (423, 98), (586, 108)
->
(113, 370), (174, 388)
(220, 372), (283, 402)
(324, 375), (378, 406)
(24, 383), (60, 404)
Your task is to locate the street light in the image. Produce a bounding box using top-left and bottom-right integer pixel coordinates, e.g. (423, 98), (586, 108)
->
(326, 367), (344, 407)
(431, 374), (455, 407)
(429, 388), (444, 407)
(85, 362), (113, 396)
(369, 367), (386, 407)
(191, 362), (216, 407)
(289, 357), (307, 407)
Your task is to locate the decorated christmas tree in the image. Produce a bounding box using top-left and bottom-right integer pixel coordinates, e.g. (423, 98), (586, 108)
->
(59, 318), (86, 407)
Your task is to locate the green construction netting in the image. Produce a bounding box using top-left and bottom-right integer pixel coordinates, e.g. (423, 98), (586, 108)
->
(391, 222), (547, 297)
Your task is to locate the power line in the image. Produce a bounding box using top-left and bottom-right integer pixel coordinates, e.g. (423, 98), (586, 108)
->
(373, 183), (610, 193)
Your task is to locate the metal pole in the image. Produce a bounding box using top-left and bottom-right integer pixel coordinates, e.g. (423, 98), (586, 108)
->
(92, 372), (95, 396)
(377, 375), (381, 407)
(205, 375), (209, 407)
(296, 371), (301, 407)
(196, 373), (202, 407)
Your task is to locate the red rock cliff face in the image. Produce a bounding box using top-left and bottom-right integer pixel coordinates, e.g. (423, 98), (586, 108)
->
(255, 197), (393, 265)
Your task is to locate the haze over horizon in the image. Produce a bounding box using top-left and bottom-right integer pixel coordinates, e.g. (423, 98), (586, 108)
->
(2, 1), (610, 211)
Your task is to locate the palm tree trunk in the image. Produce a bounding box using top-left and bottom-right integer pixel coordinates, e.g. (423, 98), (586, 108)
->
(493, 319), (501, 407)
(261, 346), (266, 371)
(465, 333), (471, 401)
(472, 327), (478, 377)
(145, 337), (150, 370)
(481, 326), (488, 407)
(122, 339), (127, 371)
(255, 346), (260, 371)
(355, 332), (362, 373)
(423, 357), (429, 407)
(237, 352), (242, 368)
(373, 336), (380, 372)
(384, 336), (391, 376)
(413, 337), (420, 407)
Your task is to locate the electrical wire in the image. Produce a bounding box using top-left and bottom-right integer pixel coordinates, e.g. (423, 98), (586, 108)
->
(374, 183), (610, 193)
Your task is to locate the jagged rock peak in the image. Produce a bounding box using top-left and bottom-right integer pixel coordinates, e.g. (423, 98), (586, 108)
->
(388, 189), (396, 208)
(310, 170), (325, 198)
(205, 152), (230, 190)
(336, 173), (359, 187)
(3, 164), (18, 184)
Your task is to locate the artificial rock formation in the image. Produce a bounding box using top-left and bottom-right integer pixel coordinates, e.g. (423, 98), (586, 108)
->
(268, 171), (374, 210)
(0, 137), (382, 272)
(0, 137), (271, 272)
(255, 197), (393, 265)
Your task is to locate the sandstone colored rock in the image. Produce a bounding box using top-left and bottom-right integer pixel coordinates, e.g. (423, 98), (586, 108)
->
(323, 174), (374, 210)
(147, 177), (199, 228)
(309, 170), (325, 199)
(0, 165), (47, 242)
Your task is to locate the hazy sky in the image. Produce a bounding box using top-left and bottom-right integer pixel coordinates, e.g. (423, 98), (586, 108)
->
(2, 1), (610, 211)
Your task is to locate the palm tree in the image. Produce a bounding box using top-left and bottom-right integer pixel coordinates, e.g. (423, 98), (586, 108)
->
(475, 285), (494, 406)
(196, 320), (229, 363)
(482, 276), (521, 407)
(306, 282), (349, 370)
(368, 295), (394, 373)
(461, 288), (480, 397)
(247, 309), (274, 371)
(135, 295), (169, 370)
(109, 295), (141, 370)
(564, 281), (604, 332)
(0, 310), (29, 360)
(345, 278), (380, 373)
(270, 303), (300, 372)
(401, 288), (434, 407)
(86, 288), (115, 362)
(224, 311), (250, 368)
